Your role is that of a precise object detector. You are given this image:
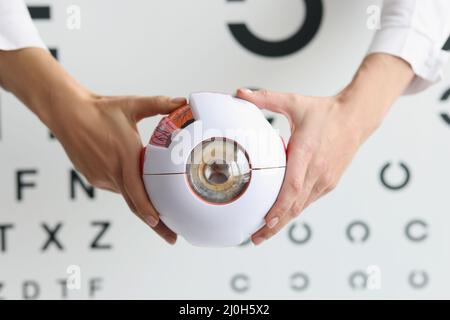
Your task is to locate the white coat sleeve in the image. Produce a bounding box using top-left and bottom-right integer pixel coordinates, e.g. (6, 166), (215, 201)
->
(368, 0), (450, 94)
(0, 0), (46, 51)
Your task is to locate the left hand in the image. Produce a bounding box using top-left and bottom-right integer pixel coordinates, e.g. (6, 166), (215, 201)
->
(237, 54), (414, 245)
(236, 89), (374, 245)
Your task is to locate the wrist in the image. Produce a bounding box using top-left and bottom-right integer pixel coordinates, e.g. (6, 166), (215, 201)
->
(335, 83), (385, 143)
(0, 48), (95, 133)
(43, 77), (93, 126)
(335, 53), (415, 142)
(44, 84), (98, 140)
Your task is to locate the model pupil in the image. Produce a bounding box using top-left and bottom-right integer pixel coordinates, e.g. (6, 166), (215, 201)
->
(204, 162), (230, 185)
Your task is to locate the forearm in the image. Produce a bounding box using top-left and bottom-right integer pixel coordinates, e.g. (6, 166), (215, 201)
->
(0, 48), (91, 130)
(338, 53), (415, 141)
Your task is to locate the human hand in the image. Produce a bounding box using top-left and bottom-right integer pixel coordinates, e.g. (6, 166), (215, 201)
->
(0, 48), (186, 244)
(237, 54), (414, 245)
(237, 89), (364, 245)
(51, 93), (186, 244)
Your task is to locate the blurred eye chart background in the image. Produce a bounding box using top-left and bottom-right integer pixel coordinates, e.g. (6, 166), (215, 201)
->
(1, 0), (450, 299)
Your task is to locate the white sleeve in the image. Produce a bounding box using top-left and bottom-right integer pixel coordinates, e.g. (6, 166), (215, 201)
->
(368, 0), (450, 94)
(0, 0), (46, 51)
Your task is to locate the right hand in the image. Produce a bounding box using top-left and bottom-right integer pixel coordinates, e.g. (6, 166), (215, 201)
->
(51, 92), (186, 244)
(0, 48), (186, 244)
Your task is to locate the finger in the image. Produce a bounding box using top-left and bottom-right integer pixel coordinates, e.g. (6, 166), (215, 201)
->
(303, 178), (334, 210)
(152, 220), (178, 245)
(121, 181), (177, 245)
(130, 203), (177, 245)
(122, 155), (160, 228)
(236, 88), (299, 115)
(95, 183), (119, 193)
(252, 169), (318, 245)
(127, 96), (187, 122)
(122, 147), (180, 244)
(262, 132), (313, 230)
(252, 210), (292, 245)
(91, 176), (120, 193)
(121, 187), (138, 215)
(289, 168), (321, 218)
(118, 139), (160, 228)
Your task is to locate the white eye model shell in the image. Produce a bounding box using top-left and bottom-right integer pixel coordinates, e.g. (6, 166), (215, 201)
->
(142, 93), (287, 247)
(189, 93), (286, 170)
(142, 93), (286, 175)
(143, 167), (285, 246)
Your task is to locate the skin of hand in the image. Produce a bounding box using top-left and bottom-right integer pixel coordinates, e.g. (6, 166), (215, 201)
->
(0, 48), (186, 244)
(237, 53), (415, 245)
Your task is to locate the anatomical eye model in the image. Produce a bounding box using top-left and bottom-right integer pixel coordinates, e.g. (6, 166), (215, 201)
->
(142, 93), (286, 247)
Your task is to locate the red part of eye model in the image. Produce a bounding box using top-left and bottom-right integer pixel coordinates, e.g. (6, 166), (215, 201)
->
(150, 105), (193, 148)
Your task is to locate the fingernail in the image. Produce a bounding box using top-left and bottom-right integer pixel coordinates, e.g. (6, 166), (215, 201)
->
(147, 215), (159, 228)
(239, 88), (253, 94)
(253, 237), (265, 245)
(171, 97), (186, 104)
(267, 217), (280, 229)
(166, 237), (177, 245)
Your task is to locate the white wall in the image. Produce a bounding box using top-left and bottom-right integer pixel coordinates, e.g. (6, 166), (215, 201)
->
(1, 0), (449, 299)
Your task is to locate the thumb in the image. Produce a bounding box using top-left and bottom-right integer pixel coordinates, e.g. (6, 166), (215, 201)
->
(236, 88), (296, 114)
(128, 96), (187, 122)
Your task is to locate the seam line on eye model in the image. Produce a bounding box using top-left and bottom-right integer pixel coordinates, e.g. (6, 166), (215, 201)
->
(143, 173), (186, 176)
(252, 166), (286, 170)
(143, 166), (286, 176)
